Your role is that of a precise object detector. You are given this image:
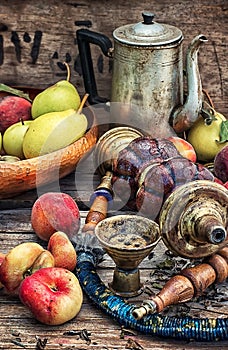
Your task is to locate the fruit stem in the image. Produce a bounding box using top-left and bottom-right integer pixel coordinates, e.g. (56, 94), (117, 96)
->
(64, 62), (71, 82)
(202, 89), (215, 109)
(77, 93), (89, 114)
(201, 101), (217, 125)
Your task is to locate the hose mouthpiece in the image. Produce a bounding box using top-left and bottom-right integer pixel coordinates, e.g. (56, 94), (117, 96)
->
(132, 300), (157, 320)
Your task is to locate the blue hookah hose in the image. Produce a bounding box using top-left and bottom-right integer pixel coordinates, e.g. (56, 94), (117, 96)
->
(75, 249), (228, 342)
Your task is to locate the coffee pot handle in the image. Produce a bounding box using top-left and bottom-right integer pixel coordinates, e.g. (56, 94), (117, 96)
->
(76, 29), (113, 104)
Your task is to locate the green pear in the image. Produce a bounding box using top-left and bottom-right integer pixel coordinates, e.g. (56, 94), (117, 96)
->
(31, 64), (81, 119)
(31, 81), (81, 119)
(23, 108), (88, 158)
(3, 120), (33, 159)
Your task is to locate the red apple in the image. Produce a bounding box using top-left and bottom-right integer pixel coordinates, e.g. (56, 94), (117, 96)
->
(0, 96), (31, 134)
(0, 242), (54, 293)
(47, 231), (77, 271)
(168, 136), (197, 162)
(31, 192), (81, 241)
(19, 267), (83, 325)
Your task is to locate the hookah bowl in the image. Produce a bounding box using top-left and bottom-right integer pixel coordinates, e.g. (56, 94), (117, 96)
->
(94, 214), (160, 297)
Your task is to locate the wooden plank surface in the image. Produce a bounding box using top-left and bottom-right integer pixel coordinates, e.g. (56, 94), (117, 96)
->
(0, 0), (227, 116)
(0, 1), (228, 349)
(0, 203), (228, 349)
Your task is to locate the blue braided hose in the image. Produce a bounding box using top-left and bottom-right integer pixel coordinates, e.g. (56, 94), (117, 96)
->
(75, 248), (228, 342)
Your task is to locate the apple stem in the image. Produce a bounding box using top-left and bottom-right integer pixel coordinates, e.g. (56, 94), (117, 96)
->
(77, 93), (89, 114)
(20, 118), (24, 125)
(64, 62), (71, 82)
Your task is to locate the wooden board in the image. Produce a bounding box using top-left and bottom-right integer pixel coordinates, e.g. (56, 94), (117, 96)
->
(0, 2), (228, 349)
(0, 209), (228, 350)
(0, 0), (227, 116)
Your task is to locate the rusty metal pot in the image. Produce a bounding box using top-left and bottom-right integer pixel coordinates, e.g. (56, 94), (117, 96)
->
(77, 12), (207, 136)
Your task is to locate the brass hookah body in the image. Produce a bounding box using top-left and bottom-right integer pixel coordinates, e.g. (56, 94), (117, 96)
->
(83, 126), (228, 311)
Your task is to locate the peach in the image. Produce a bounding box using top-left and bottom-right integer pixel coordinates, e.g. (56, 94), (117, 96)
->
(168, 136), (197, 162)
(31, 192), (81, 241)
(0, 242), (54, 293)
(19, 267), (83, 325)
(47, 231), (77, 271)
(0, 252), (5, 264)
(29, 250), (55, 275)
(0, 252), (5, 289)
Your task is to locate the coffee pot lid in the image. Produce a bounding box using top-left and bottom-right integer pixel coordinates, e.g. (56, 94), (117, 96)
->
(113, 12), (183, 46)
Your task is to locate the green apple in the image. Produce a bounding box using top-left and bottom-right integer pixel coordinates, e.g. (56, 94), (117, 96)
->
(3, 120), (33, 159)
(187, 112), (228, 162)
(0, 155), (20, 162)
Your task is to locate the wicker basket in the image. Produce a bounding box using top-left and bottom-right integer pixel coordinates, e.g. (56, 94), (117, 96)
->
(0, 89), (98, 199)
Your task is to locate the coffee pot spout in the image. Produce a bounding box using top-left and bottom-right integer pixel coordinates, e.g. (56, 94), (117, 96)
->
(171, 34), (208, 133)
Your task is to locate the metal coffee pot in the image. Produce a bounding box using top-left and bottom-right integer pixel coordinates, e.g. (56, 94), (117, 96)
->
(77, 12), (207, 136)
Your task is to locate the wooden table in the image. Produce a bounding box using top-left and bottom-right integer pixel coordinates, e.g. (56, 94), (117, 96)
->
(0, 1), (227, 347)
(0, 158), (227, 350)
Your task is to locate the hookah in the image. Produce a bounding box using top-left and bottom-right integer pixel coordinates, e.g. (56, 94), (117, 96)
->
(74, 126), (228, 342)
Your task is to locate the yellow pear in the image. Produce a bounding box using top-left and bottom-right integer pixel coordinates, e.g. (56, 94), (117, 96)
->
(23, 108), (88, 158)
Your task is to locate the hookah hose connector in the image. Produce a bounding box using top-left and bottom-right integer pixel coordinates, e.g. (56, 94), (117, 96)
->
(132, 299), (157, 320)
(82, 171), (113, 234)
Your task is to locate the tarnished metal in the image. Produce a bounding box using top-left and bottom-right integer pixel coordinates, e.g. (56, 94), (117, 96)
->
(159, 180), (228, 258)
(94, 214), (160, 297)
(113, 12), (182, 46)
(110, 12), (207, 136)
(94, 126), (143, 175)
(171, 34), (208, 133)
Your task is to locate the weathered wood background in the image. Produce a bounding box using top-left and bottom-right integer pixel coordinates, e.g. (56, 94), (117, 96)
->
(0, 0), (227, 116)
(0, 2), (228, 350)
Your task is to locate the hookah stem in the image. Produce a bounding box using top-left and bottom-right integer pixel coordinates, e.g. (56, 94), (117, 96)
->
(82, 170), (113, 234)
(132, 246), (228, 320)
